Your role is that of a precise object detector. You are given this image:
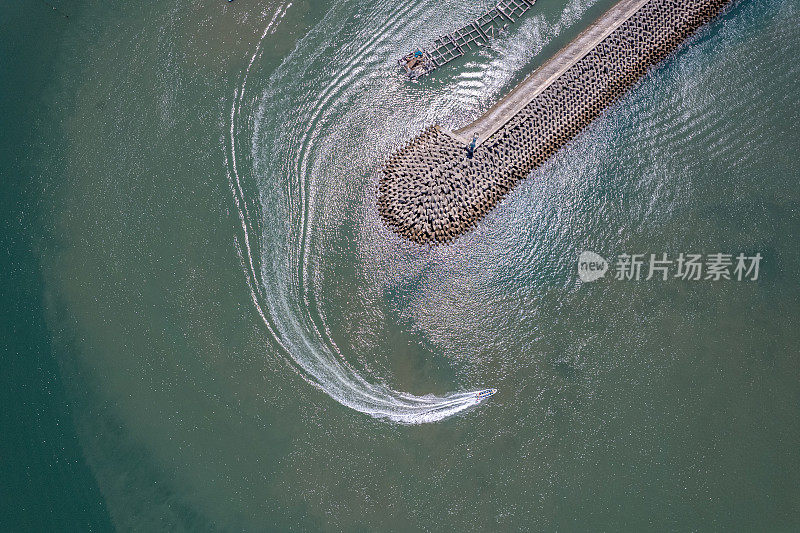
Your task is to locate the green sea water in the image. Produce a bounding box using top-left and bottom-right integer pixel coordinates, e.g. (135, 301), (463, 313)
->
(2, 0), (799, 530)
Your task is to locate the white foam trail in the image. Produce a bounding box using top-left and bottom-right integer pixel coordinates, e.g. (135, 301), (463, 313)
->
(225, 2), (490, 424)
(225, 0), (603, 423)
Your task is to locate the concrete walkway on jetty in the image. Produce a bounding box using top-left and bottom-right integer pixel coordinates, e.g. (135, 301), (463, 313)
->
(452, 0), (650, 146)
(380, 0), (733, 244)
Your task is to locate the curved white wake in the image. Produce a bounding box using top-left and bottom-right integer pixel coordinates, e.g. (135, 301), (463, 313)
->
(224, 2), (490, 424)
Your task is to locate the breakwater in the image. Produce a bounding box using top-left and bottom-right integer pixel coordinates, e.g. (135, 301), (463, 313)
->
(379, 0), (733, 244)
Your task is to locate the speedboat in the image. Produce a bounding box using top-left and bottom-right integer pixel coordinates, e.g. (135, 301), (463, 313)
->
(475, 388), (497, 402)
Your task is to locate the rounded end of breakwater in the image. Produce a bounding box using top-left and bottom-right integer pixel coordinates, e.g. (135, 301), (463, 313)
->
(377, 126), (520, 244)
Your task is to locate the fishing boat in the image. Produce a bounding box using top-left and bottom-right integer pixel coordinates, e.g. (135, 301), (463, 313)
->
(398, 49), (436, 79)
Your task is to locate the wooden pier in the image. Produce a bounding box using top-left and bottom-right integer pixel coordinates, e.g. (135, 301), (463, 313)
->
(399, 0), (536, 78)
(381, 0), (733, 244)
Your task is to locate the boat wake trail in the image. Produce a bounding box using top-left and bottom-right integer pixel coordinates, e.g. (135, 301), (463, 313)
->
(223, 1), (493, 424)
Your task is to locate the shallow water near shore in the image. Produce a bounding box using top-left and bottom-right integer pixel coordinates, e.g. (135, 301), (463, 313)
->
(5, 0), (800, 529)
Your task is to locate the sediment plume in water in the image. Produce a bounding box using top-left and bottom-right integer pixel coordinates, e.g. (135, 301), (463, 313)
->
(379, 0), (733, 244)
